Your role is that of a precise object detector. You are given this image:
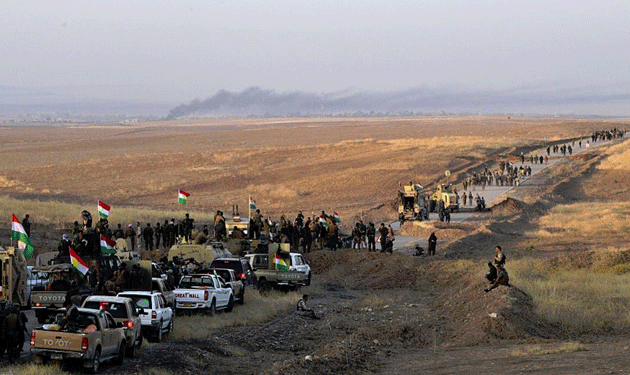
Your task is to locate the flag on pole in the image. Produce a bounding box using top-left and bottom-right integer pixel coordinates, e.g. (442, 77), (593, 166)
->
(69, 247), (89, 277)
(97, 200), (110, 218)
(319, 217), (329, 227)
(100, 234), (116, 254)
(249, 197), (256, 210)
(11, 213), (34, 259)
(274, 253), (289, 271)
(178, 190), (190, 204)
(333, 212), (340, 223)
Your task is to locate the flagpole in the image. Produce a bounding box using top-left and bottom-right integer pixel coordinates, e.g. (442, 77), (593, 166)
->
(248, 194), (251, 221)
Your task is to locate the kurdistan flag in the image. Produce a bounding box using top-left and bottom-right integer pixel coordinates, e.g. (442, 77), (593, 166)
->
(333, 212), (340, 223)
(178, 190), (190, 204)
(69, 247), (89, 277)
(100, 234), (117, 254)
(274, 253), (289, 271)
(249, 197), (256, 210)
(11, 213), (34, 259)
(98, 200), (110, 218)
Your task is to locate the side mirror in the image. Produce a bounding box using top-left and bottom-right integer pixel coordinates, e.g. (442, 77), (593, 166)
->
(116, 322), (124, 328)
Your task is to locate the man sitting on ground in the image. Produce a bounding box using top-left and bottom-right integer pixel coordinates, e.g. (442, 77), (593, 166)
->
(297, 294), (319, 319)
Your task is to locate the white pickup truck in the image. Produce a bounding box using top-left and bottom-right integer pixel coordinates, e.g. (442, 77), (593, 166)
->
(118, 291), (174, 343)
(174, 274), (234, 315)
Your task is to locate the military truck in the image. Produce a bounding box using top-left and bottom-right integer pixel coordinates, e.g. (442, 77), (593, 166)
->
(30, 263), (94, 324)
(168, 241), (232, 266)
(429, 184), (460, 213)
(397, 183), (429, 223)
(244, 245), (308, 291)
(0, 246), (28, 307)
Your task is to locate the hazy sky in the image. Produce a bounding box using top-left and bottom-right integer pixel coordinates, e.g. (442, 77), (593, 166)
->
(2, 0), (628, 103)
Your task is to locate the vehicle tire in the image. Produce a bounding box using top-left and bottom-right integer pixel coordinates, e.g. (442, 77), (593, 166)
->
(226, 296), (234, 313)
(126, 339), (136, 357)
(156, 321), (163, 343)
(258, 279), (270, 293)
(238, 289), (245, 305)
(208, 300), (217, 315)
(306, 273), (311, 286)
(113, 343), (125, 366)
(86, 348), (101, 374)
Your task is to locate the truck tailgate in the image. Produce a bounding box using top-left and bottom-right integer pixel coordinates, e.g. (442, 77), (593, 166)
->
(174, 289), (207, 303)
(276, 271), (307, 283)
(31, 291), (67, 307)
(31, 329), (86, 352)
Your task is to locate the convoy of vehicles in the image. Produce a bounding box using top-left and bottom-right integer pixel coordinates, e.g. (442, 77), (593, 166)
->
(30, 308), (126, 373)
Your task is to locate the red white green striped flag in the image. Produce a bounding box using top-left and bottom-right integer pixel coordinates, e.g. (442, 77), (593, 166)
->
(333, 212), (340, 223)
(178, 190), (190, 204)
(98, 200), (110, 218)
(274, 253), (289, 271)
(100, 234), (116, 254)
(11, 213), (34, 259)
(249, 197), (256, 210)
(69, 247), (89, 277)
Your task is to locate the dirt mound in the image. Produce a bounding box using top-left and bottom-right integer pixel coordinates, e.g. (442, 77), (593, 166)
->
(489, 196), (527, 214)
(398, 220), (475, 240)
(441, 276), (561, 346)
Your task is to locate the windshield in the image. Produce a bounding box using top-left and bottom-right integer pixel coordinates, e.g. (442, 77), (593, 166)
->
(179, 276), (215, 289)
(211, 270), (232, 281)
(210, 260), (241, 273)
(83, 301), (129, 319)
(120, 295), (152, 310)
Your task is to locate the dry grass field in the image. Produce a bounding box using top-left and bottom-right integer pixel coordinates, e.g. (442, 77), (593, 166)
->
(0, 117), (609, 227)
(3, 116), (630, 374)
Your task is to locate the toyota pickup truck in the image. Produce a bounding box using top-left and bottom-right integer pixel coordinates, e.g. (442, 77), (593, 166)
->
(30, 264), (93, 323)
(174, 274), (234, 314)
(30, 308), (126, 373)
(82, 296), (143, 357)
(245, 248), (308, 291)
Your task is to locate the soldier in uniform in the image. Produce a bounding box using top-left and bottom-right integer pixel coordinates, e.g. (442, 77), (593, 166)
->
(113, 223), (125, 240)
(143, 223), (154, 251)
(484, 264), (509, 292)
(57, 234), (72, 259)
(251, 209), (263, 240)
(367, 222), (376, 251)
(154, 222), (162, 249)
(427, 232), (437, 256)
(231, 226), (244, 239)
(352, 223), (361, 249)
(301, 218), (312, 253)
(125, 224), (137, 252)
(163, 220), (171, 248)
(169, 219), (177, 246)
(327, 219), (337, 251)
(378, 223), (388, 253)
(183, 213), (194, 242)
(296, 294), (318, 319)
(136, 221), (143, 250)
(22, 214), (31, 237)
(494, 246), (506, 267)
(359, 220), (367, 249)
(2, 304), (22, 363)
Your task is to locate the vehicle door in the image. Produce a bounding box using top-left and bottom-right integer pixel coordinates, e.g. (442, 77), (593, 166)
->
(291, 255), (309, 274)
(129, 302), (142, 340)
(102, 313), (118, 354)
(158, 294), (172, 329)
(216, 276), (230, 306)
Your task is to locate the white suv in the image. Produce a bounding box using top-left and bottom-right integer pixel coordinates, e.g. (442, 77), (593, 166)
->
(118, 291), (174, 343)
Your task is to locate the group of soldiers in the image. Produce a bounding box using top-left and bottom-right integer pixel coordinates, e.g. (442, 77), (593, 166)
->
(108, 214), (196, 252)
(0, 300), (28, 363)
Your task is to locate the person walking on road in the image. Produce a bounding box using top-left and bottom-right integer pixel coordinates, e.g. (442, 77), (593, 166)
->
(427, 232), (437, 256)
(378, 223), (388, 253)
